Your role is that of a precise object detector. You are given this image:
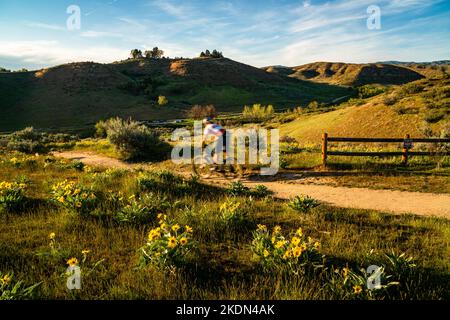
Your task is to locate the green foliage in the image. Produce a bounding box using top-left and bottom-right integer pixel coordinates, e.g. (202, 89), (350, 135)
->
(51, 180), (97, 215)
(95, 120), (108, 138)
(140, 215), (195, 269)
(288, 195), (320, 213)
(382, 93), (401, 106)
(227, 181), (249, 196)
(113, 194), (158, 224)
(357, 85), (386, 99)
(0, 181), (27, 212)
(199, 49), (223, 58)
(130, 49), (143, 59)
(158, 95), (168, 106)
(6, 127), (46, 154)
(102, 117), (170, 161)
(0, 272), (40, 300)
(219, 199), (247, 224)
(144, 47), (164, 59)
(242, 104), (275, 121)
(251, 225), (324, 273)
(401, 83), (424, 95)
(251, 185), (272, 198)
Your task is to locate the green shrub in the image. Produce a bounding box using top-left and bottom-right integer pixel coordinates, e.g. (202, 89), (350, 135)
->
(0, 273), (40, 300)
(6, 127), (47, 154)
(114, 194), (158, 224)
(140, 215), (195, 268)
(0, 181), (27, 212)
(94, 120), (108, 138)
(103, 117), (170, 161)
(357, 85), (386, 99)
(251, 185), (272, 198)
(424, 110), (446, 123)
(288, 195), (320, 213)
(401, 83), (424, 95)
(242, 104), (274, 121)
(51, 180), (97, 214)
(251, 225), (324, 273)
(227, 181), (249, 196)
(383, 93), (400, 106)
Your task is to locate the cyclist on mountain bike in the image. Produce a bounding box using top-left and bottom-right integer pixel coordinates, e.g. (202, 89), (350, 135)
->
(202, 117), (229, 171)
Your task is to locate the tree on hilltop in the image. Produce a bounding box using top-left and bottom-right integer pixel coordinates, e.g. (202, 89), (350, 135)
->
(145, 47), (164, 59)
(130, 49), (143, 59)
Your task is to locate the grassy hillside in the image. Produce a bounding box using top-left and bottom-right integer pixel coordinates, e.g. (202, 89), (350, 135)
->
(264, 62), (425, 86)
(0, 57), (349, 133)
(278, 77), (450, 144)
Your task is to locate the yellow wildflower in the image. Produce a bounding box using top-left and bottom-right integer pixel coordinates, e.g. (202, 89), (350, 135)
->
(75, 201), (82, 208)
(283, 250), (292, 259)
(291, 236), (301, 246)
(1, 274), (11, 285)
(314, 241), (321, 250)
(168, 237), (177, 248)
(185, 225), (193, 233)
(275, 240), (286, 249)
(82, 249), (90, 255)
(353, 285), (363, 295)
(263, 249), (270, 258)
(172, 224), (180, 232)
(342, 267), (350, 278)
(273, 225), (281, 235)
(148, 229), (161, 241)
(58, 196), (65, 203)
(180, 237), (188, 246)
(67, 257), (78, 267)
(293, 246), (303, 258)
(257, 224), (267, 232)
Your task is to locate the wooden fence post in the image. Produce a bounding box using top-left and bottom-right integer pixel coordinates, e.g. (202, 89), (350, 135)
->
(322, 133), (328, 167)
(402, 134), (410, 165)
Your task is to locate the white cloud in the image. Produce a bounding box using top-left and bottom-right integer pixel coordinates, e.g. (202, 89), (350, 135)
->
(0, 40), (128, 69)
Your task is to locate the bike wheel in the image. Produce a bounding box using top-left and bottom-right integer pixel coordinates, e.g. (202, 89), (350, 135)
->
(191, 155), (215, 179)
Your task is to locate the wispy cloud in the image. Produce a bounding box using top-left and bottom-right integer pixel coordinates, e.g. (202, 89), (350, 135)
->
(24, 21), (66, 31)
(80, 30), (123, 38)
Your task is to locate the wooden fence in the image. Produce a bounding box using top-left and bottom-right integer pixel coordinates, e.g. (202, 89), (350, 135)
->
(322, 133), (450, 167)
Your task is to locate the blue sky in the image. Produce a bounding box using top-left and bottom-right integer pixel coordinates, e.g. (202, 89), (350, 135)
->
(0, 0), (449, 70)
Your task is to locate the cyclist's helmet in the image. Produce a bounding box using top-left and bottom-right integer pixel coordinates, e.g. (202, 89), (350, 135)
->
(202, 117), (213, 124)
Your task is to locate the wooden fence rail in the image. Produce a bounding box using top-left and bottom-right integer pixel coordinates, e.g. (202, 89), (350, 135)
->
(322, 133), (450, 167)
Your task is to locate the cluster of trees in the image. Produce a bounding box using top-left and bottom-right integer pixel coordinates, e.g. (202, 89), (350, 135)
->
(0, 67), (28, 73)
(130, 47), (164, 59)
(187, 105), (217, 119)
(199, 49), (224, 58)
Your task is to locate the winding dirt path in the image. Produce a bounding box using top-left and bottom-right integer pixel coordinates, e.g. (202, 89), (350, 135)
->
(53, 151), (450, 219)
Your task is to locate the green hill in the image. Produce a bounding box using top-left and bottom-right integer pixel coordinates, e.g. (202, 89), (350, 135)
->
(0, 57), (349, 133)
(278, 77), (450, 144)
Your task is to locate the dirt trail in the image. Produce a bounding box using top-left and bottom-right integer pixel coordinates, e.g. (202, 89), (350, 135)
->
(54, 151), (450, 219)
